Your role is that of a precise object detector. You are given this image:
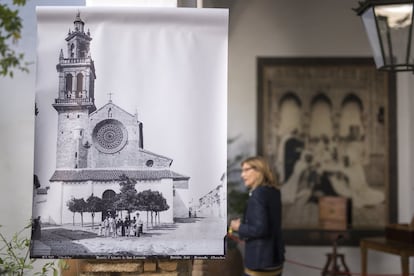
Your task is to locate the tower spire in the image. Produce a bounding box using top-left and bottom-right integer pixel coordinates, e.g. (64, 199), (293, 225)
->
(74, 11), (84, 33)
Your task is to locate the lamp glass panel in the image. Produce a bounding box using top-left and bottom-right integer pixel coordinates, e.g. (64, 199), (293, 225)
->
(376, 15), (392, 66)
(374, 4), (414, 70)
(362, 7), (385, 68)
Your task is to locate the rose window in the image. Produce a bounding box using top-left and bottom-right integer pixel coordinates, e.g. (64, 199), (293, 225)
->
(93, 119), (127, 153)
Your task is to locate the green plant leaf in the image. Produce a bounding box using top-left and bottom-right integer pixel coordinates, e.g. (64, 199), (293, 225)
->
(0, 220), (60, 275)
(0, 1), (30, 77)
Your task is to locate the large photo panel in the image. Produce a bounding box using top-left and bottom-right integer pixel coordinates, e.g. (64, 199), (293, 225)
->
(31, 6), (228, 259)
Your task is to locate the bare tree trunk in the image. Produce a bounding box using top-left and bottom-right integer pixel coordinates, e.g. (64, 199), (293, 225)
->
(150, 211), (153, 226)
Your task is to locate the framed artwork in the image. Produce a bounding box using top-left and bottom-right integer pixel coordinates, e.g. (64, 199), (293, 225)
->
(257, 57), (397, 245)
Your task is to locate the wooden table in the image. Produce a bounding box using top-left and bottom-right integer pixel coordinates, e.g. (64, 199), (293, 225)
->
(360, 237), (414, 276)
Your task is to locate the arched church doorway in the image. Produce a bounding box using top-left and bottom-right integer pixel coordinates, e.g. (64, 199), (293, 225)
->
(102, 189), (116, 220)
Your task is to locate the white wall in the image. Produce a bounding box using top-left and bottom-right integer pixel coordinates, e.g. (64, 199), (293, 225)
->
(397, 73), (414, 222)
(0, 0), (413, 275)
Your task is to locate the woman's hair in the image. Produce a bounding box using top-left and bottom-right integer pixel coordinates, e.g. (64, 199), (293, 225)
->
(241, 156), (280, 189)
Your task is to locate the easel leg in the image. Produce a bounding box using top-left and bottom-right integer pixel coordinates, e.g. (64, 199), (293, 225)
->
(401, 254), (409, 276)
(360, 243), (367, 276)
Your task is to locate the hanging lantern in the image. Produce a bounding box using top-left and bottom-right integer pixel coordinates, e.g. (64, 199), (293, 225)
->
(355, 0), (414, 71)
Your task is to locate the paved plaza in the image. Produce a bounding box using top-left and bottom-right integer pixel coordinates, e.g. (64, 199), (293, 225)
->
(31, 217), (226, 258)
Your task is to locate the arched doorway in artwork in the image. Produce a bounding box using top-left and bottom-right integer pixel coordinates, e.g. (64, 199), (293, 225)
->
(276, 92), (303, 183)
(309, 93), (333, 140)
(339, 93), (364, 141)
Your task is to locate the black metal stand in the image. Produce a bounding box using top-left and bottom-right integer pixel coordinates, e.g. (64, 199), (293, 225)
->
(321, 235), (351, 276)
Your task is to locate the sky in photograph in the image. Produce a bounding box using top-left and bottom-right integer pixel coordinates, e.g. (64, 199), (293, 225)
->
(33, 6), (228, 201)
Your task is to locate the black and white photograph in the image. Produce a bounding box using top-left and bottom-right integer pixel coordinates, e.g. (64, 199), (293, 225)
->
(30, 6), (228, 259)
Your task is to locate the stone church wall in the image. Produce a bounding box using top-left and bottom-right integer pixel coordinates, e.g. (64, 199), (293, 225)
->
(56, 110), (89, 169)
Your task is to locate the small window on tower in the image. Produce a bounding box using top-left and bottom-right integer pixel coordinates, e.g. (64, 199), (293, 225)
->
(67, 115), (69, 118)
(146, 160), (154, 167)
(65, 74), (73, 93)
(76, 73), (83, 97)
(77, 114), (80, 118)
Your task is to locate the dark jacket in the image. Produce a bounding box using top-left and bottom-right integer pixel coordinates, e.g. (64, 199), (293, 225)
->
(238, 185), (285, 270)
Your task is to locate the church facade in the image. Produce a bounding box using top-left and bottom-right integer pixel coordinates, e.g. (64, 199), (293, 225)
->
(42, 13), (190, 225)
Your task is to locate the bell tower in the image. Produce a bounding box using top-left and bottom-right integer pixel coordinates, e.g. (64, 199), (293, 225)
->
(53, 12), (96, 169)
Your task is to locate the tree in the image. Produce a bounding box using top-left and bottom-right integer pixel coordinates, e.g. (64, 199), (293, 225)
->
(136, 190), (169, 226)
(66, 198), (77, 226)
(75, 198), (87, 227)
(66, 197), (87, 227)
(136, 190), (151, 226)
(86, 194), (104, 229)
(227, 136), (248, 219)
(226, 136), (249, 250)
(151, 191), (169, 224)
(113, 175), (139, 216)
(0, 0), (29, 77)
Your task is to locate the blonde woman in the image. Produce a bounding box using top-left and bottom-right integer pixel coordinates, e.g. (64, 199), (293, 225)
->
(230, 156), (285, 276)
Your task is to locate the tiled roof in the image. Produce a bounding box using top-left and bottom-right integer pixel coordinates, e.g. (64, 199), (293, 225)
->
(36, 188), (49, 195)
(50, 169), (189, 182)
